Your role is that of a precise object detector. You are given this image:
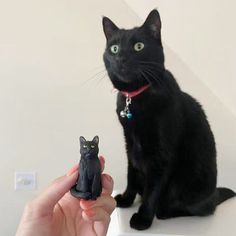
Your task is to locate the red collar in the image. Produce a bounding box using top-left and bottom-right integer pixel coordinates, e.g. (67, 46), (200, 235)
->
(120, 84), (150, 98)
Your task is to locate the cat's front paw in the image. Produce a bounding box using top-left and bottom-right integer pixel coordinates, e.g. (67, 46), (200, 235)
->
(114, 194), (134, 208)
(130, 213), (153, 230)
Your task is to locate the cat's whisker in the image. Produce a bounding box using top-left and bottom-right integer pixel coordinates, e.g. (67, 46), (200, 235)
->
(139, 69), (152, 85)
(138, 61), (164, 68)
(90, 64), (106, 72)
(141, 68), (170, 95)
(79, 69), (107, 87)
(139, 64), (164, 73)
(145, 76), (170, 97)
(138, 61), (161, 65)
(139, 61), (164, 70)
(145, 71), (165, 90)
(142, 70), (161, 87)
(89, 69), (107, 80)
(94, 72), (108, 88)
(138, 60), (161, 64)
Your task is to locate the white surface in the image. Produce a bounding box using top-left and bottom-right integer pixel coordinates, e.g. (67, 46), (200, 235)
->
(108, 195), (236, 236)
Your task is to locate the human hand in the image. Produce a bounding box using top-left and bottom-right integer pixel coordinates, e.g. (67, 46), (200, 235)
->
(16, 156), (116, 236)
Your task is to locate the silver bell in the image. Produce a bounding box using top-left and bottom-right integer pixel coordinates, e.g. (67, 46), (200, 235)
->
(120, 110), (126, 118)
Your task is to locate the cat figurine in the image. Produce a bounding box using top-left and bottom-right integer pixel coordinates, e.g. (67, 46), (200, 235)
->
(102, 9), (235, 230)
(70, 136), (102, 200)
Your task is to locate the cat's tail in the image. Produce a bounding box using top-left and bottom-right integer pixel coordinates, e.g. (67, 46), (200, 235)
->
(216, 187), (236, 205)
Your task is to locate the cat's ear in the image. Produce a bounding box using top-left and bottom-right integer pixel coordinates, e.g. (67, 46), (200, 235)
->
(80, 136), (86, 144)
(102, 16), (119, 40)
(92, 136), (99, 145)
(142, 9), (161, 39)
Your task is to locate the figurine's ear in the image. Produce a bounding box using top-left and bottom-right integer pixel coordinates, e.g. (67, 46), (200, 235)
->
(102, 16), (119, 40)
(142, 9), (161, 39)
(93, 136), (99, 144)
(80, 136), (86, 144)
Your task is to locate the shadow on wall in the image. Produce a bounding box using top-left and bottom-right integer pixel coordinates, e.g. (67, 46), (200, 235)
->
(164, 44), (236, 190)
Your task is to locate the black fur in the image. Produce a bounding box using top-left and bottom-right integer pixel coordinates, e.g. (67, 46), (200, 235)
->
(102, 9), (235, 230)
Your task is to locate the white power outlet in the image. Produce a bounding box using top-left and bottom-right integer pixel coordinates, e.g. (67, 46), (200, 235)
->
(15, 172), (37, 190)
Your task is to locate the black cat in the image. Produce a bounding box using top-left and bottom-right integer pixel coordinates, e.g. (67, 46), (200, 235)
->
(102, 9), (235, 230)
(70, 136), (102, 200)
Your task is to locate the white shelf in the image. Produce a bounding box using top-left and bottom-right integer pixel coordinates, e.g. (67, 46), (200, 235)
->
(108, 195), (236, 236)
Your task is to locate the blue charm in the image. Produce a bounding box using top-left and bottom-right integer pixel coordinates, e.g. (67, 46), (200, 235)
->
(127, 112), (132, 119)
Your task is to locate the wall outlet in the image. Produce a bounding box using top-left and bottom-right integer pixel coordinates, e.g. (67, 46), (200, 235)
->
(14, 172), (37, 190)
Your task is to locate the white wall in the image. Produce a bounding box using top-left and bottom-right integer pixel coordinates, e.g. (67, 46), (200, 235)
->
(0, 0), (235, 235)
(0, 1), (139, 235)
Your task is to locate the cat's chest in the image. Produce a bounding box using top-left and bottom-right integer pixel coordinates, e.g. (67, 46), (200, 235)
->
(125, 130), (149, 172)
(130, 137), (146, 171)
(82, 158), (100, 179)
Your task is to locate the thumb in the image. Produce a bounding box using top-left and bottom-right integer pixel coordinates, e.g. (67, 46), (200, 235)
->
(32, 165), (78, 215)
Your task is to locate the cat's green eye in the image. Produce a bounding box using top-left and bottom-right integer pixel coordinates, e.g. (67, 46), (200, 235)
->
(110, 44), (119, 54)
(134, 42), (144, 51)
(91, 145), (95, 148)
(83, 145), (87, 148)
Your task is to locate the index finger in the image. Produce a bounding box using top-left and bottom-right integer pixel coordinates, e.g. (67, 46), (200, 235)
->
(99, 155), (105, 173)
(101, 174), (114, 195)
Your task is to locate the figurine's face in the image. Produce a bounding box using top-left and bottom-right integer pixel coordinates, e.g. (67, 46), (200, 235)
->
(80, 136), (99, 157)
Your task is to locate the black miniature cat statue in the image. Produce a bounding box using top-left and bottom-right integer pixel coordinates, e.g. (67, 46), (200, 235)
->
(102, 9), (235, 230)
(70, 136), (102, 200)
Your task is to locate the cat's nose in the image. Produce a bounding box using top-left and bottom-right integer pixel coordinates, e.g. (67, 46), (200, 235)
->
(116, 57), (129, 73)
(116, 56), (127, 64)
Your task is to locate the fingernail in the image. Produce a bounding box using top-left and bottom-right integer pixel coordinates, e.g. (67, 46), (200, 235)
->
(99, 155), (105, 163)
(104, 174), (112, 182)
(81, 200), (95, 208)
(66, 164), (78, 176)
(85, 209), (95, 218)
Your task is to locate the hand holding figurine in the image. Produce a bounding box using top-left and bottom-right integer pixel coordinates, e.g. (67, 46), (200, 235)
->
(16, 156), (116, 236)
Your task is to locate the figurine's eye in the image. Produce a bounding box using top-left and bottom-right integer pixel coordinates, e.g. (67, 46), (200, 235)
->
(83, 145), (87, 148)
(110, 44), (119, 54)
(134, 42), (144, 51)
(91, 145), (95, 148)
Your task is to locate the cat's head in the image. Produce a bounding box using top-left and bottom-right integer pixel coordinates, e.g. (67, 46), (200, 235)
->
(80, 136), (99, 157)
(102, 9), (164, 92)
